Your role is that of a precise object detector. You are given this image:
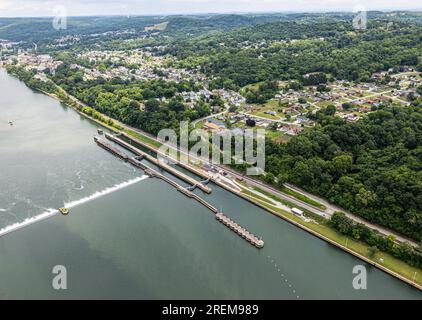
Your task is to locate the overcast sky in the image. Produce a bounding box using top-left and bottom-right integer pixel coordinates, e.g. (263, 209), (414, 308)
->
(0, 0), (421, 17)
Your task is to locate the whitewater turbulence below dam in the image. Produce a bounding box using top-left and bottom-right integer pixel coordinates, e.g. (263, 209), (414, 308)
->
(0, 176), (149, 237)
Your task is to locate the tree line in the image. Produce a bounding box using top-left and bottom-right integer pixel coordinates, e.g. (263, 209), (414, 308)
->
(50, 64), (210, 135)
(260, 105), (422, 241)
(331, 212), (422, 269)
(166, 20), (422, 90)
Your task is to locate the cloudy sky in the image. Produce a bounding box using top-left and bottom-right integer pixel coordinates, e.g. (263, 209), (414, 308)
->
(0, 0), (421, 17)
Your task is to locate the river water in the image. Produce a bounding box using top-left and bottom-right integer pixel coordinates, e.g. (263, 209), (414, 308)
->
(0, 69), (420, 299)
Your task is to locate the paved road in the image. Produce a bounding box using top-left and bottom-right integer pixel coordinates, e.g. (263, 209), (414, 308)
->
(125, 124), (419, 246)
(284, 183), (419, 246)
(191, 86), (233, 126)
(192, 107), (229, 126)
(58, 85), (419, 247)
(238, 111), (294, 124)
(346, 89), (393, 103)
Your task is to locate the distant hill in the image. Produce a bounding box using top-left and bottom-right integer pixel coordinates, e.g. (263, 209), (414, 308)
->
(0, 11), (421, 43)
(0, 16), (163, 42)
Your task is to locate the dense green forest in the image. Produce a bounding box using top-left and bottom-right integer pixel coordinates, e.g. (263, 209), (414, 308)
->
(0, 16), (161, 42)
(2, 11), (421, 52)
(166, 20), (422, 89)
(4, 64), (57, 93)
(261, 105), (422, 241)
(0, 13), (292, 43)
(50, 64), (209, 134)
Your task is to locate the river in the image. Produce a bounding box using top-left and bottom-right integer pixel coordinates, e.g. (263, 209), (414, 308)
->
(0, 69), (420, 299)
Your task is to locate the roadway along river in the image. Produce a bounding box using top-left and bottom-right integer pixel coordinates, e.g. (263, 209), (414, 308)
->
(0, 69), (420, 299)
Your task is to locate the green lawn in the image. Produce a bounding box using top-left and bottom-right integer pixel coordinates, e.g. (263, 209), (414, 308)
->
(265, 130), (290, 143)
(238, 186), (277, 206)
(244, 195), (422, 287)
(241, 82), (263, 93)
(316, 101), (333, 108)
(241, 99), (287, 121)
(281, 187), (327, 210)
(249, 186), (326, 223)
(124, 129), (162, 149)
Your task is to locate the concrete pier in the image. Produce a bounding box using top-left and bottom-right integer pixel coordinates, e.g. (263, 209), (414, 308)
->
(95, 136), (216, 209)
(119, 132), (210, 180)
(94, 137), (129, 161)
(216, 212), (264, 249)
(105, 133), (212, 194)
(94, 136), (264, 249)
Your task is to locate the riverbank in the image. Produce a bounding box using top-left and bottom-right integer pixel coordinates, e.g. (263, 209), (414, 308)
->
(113, 123), (422, 289)
(200, 171), (422, 290)
(6, 69), (422, 291)
(234, 185), (422, 290)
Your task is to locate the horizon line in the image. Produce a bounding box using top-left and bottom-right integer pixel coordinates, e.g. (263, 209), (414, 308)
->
(1, 8), (422, 19)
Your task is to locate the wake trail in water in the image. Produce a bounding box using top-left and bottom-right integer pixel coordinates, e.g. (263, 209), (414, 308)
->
(0, 176), (149, 237)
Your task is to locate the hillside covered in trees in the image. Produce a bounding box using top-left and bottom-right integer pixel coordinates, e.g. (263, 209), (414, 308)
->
(49, 64), (210, 135)
(166, 19), (422, 89)
(262, 105), (422, 241)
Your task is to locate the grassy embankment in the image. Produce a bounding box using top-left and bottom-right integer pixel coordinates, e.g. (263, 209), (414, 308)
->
(277, 186), (327, 210)
(238, 184), (422, 288)
(124, 129), (162, 149)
